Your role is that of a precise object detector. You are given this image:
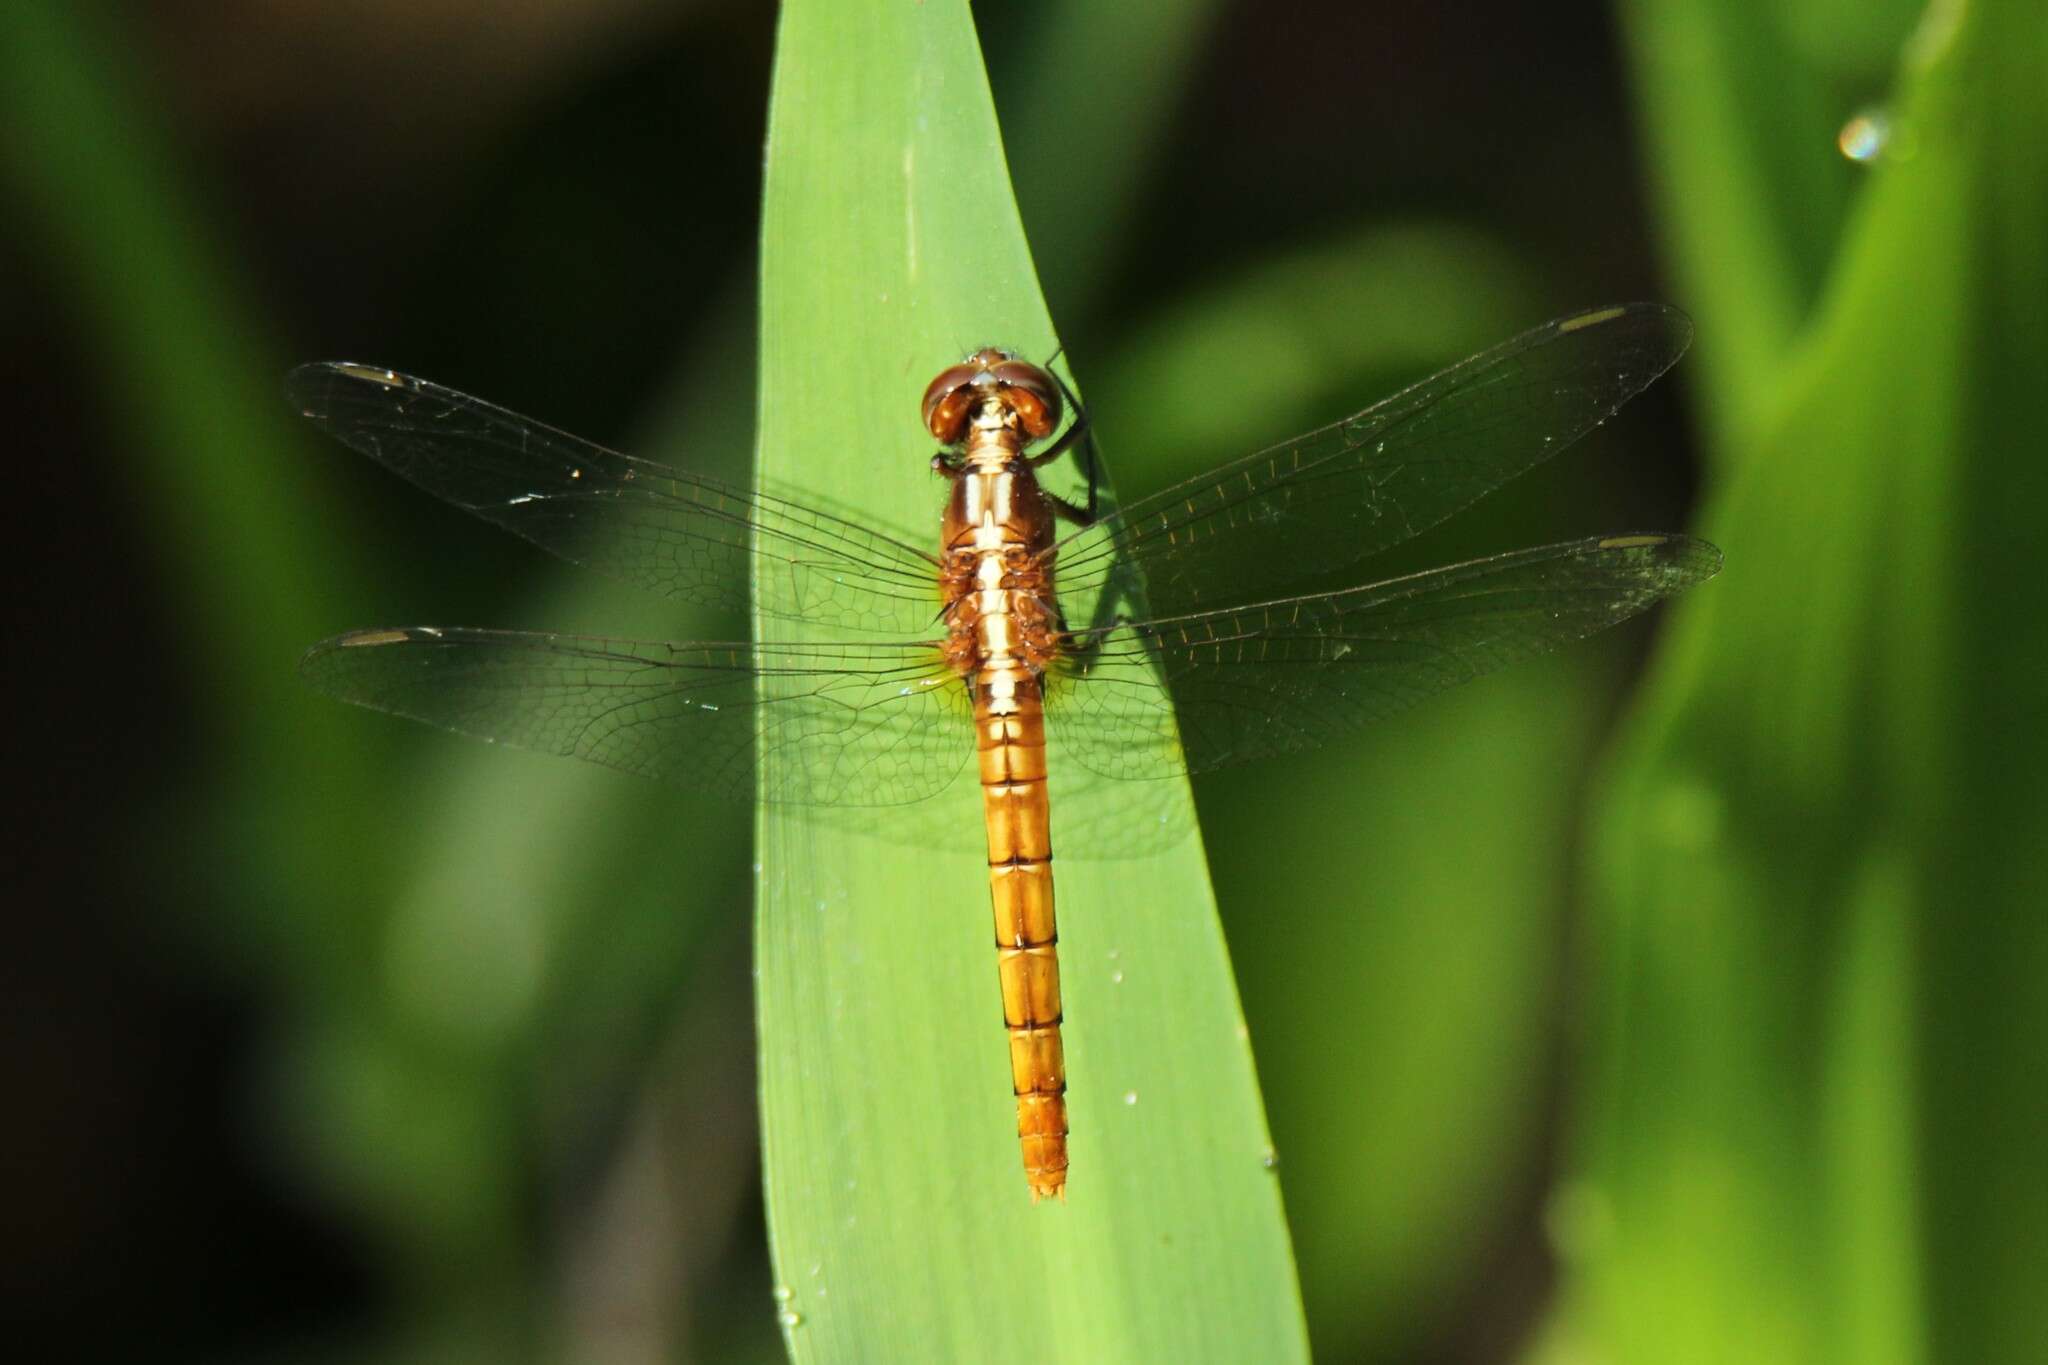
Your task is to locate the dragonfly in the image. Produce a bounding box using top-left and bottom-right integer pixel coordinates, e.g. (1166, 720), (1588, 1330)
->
(293, 301), (1722, 1202)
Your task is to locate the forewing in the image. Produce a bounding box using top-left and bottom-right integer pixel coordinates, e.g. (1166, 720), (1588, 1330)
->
(1046, 534), (1722, 781)
(301, 627), (971, 806)
(1050, 303), (1693, 625)
(290, 363), (942, 634)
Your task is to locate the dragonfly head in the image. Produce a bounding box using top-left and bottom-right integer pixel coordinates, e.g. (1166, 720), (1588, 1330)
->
(922, 347), (1062, 449)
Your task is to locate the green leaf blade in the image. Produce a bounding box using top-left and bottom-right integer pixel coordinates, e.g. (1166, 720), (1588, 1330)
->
(1563, 4), (2048, 1364)
(752, 4), (1306, 1360)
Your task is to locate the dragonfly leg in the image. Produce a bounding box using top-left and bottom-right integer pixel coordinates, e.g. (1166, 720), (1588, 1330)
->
(1026, 368), (1099, 523)
(1052, 605), (1136, 680)
(1042, 487), (1095, 529)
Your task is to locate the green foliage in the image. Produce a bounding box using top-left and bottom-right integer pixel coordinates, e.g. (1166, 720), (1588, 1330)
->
(1554, 3), (2048, 1363)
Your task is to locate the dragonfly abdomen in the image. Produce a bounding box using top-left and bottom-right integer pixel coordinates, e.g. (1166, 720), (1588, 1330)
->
(976, 673), (1068, 1200)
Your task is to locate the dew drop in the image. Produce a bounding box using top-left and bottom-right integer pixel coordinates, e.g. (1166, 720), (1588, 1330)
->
(778, 1309), (805, 1329)
(1123, 1090), (1139, 1106)
(1110, 969), (1124, 985)
(1261, 1145), (1280, 1170)
(771, 1284), (794, 1303)
(1837, 109), (1891, 163)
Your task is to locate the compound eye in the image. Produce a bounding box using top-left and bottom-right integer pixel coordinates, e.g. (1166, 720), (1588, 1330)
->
(921, 363), (980, 442)
(988, 359), (1061, 439)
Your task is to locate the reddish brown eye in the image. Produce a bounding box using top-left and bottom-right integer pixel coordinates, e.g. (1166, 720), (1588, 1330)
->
(923, 351), (1063, 445)
(989, 359), (1061, 438)
(922, 363), (979, 442)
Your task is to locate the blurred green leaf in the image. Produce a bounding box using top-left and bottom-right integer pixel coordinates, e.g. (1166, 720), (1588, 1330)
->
(998, 0), (1230, 312)
(751, 3), (1306, 1360)
(0, 0), (380, 979)
(1617, 0), (1854, 450)
(1563, 4), (2048, 1364)
(0, 3), (346, 670)
(1214, 649), (1614, 1362)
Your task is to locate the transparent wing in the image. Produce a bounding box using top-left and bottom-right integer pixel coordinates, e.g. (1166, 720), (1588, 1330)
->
(290, 363), (943, 634)
(1045, 533), (1722, 781)
(301, 627), (972, 806)
(1049, 303), (1693, 625)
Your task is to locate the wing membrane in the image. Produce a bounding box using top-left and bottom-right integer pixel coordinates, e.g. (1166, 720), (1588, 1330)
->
(290, 363), (942, 634)
(301, 626), (971, 806)
(295, 311), (1721, 808)
(1049, 303), (1693, 624)
(1046, 533), (1722, 780)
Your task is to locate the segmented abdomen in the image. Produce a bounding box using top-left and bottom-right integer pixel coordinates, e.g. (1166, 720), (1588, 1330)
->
(976, 673), (1066, 1200)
